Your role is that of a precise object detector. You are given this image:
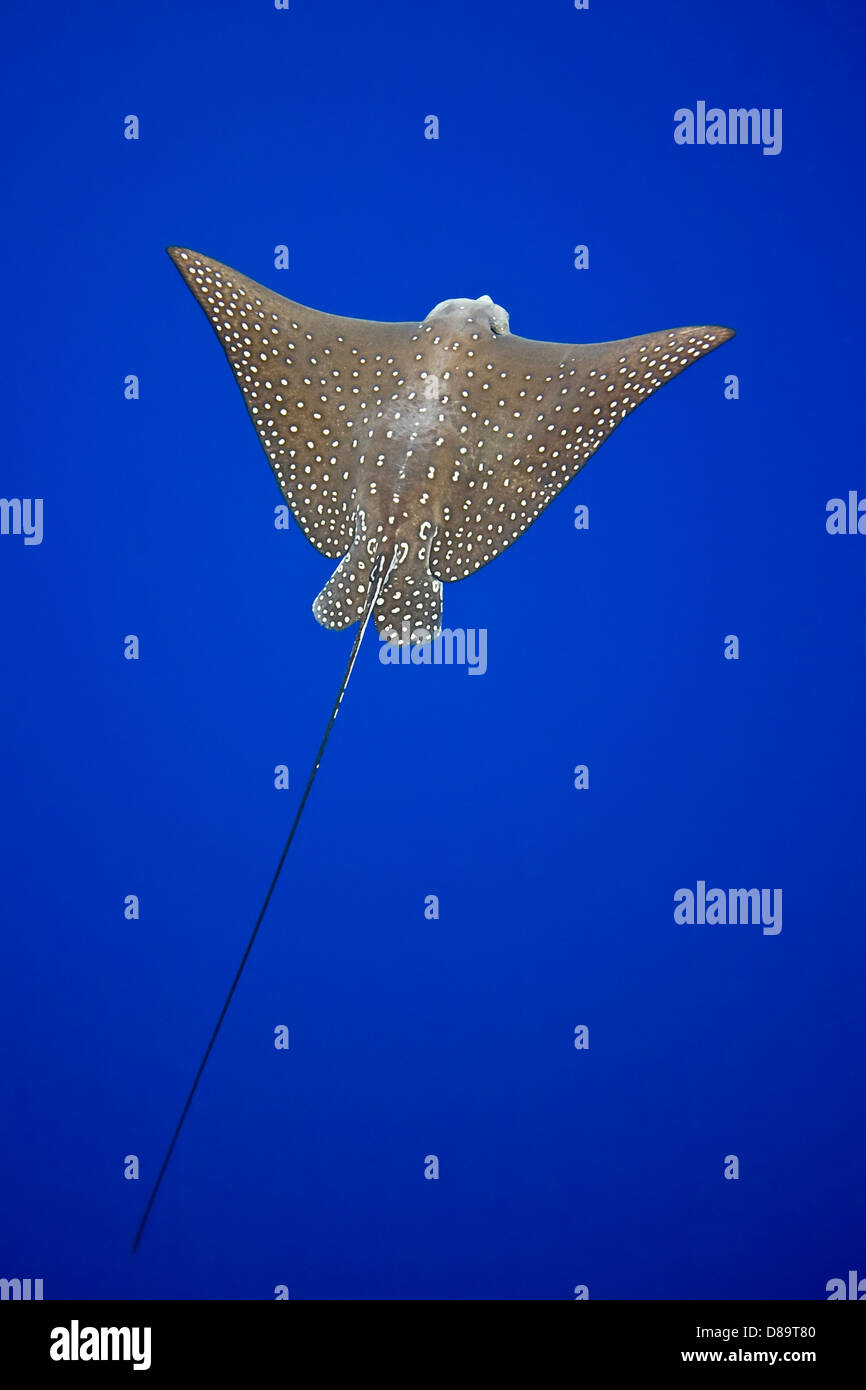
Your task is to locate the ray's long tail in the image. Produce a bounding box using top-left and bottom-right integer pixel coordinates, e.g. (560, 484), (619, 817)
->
(131, 556), (388, 1253)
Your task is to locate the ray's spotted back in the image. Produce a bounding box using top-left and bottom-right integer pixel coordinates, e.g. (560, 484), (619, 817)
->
(167, 247), (734, 645)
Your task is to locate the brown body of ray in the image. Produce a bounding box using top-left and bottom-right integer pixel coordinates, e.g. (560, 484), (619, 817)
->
(167, 248), (734, 645)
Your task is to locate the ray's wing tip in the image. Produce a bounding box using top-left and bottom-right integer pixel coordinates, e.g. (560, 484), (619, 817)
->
(707, 324), (736, 344)
(166, 245), (196, 266)
(166, 245), (216, 274)
(166, 246), (192, 276)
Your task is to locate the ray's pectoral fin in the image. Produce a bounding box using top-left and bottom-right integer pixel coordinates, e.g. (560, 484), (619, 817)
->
(165, 246), (416, 562)
(428, 323), (735, 584)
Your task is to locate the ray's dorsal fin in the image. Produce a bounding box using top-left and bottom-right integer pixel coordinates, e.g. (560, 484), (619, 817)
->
(166, 247), (416, 560)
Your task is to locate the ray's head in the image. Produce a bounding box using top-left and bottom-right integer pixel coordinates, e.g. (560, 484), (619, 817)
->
(424, 293), (510, 338)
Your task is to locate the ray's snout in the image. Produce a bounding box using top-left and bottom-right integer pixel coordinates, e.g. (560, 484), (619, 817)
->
(425, 294), (510, 336)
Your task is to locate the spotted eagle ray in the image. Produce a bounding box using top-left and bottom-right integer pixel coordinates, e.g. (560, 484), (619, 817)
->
(132, 247), (734, 1250)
